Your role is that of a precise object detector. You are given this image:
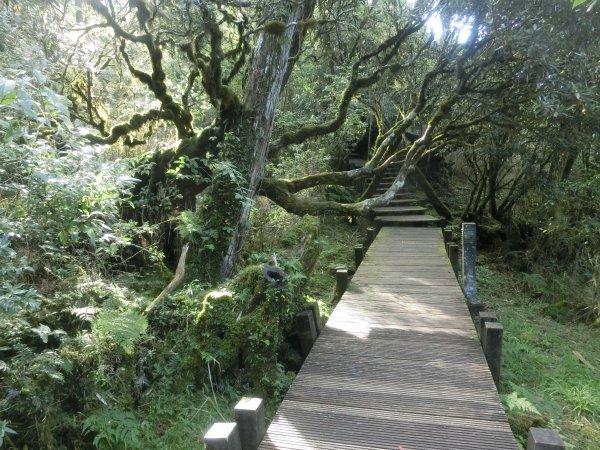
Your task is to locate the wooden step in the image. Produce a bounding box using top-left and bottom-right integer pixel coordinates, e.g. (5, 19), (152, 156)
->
(389, 198), (420, 206)
(374, 189), (416, 197)
(371, 206), (427, 216)
(375, 214), (441, 226)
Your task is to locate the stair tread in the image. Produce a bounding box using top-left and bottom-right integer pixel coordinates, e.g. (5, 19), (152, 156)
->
(371, 206), (427, 215)
(374, 214), (441, 225)
(373, 191), (417, 198)
(389, 199), (420, 205)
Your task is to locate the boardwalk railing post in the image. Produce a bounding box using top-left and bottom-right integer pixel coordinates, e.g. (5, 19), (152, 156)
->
(366, 227), (376, 247)
(354, 244), (364, 268)
(482, 321), (503, 388)
(306, 302), (323, 336)
(527, 428), (565, 450)
(295, 310), (317, 357)
(333, 267), (349, 302)
(477, 311), (497, 343)
(204, 423), (242, 450)
(447, 243), (459, 277)
(461, 222), (477, 300)
(443, 227), (453, 247)
(462, 222), (484, 316)
(234, 398), (265, 450)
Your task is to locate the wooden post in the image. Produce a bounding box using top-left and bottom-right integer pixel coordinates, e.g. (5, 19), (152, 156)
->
(462, 222), (477, 301)
(482, 321), (503, 388)
(234, 398), (265, 450)
(447, 243), (459, 277)
(354, 244), (364, 268)
(478, 311), (497, 343)
(366, 227), (376, 246)
(294, 310), (317, 357)
(306, 302), (323, 336)
(204, 423), (242, 450)
(527, 428), (565, 450)
(333, 267), (349, 301)
(443, 227), (453, 246)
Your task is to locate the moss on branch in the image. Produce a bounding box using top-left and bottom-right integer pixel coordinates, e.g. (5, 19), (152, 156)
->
(85, 109), (170, 145)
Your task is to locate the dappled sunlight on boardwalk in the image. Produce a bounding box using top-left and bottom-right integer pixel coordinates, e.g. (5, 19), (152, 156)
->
(327, 312), (373, 339)
(259, 227), (518, 450)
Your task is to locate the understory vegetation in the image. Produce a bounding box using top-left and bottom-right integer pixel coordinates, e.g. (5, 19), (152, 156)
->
(479, 262), (600, 450)
(1, 0), (600, 449)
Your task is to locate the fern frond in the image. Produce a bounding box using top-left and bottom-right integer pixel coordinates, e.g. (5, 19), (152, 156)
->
(92, 309), (148, 354)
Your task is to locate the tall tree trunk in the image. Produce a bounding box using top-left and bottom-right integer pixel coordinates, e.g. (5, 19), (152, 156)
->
(220, 1), (315, 278)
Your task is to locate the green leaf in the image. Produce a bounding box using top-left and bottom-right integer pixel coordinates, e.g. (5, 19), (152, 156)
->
(0, 77), (16, 97)
(32, 324), (51, 343)
(573, 0), (587, 8)
(44, 87), (71, 118)
(0, 78), (17, 105)
(16, 89), (37, 118)
(1, 419), (18, 447)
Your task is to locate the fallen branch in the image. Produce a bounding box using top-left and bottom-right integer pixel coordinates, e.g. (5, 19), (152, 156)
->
(145, 243), (189, 314)
(572, 350), (600, 377)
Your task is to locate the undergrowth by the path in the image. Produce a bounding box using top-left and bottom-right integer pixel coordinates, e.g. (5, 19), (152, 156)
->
(478, 257), (600, 450)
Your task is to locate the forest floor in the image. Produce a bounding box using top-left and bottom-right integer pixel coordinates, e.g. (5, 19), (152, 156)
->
(478, 254), (600, 450)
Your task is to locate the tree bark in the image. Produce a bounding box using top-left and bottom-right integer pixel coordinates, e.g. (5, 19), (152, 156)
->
(220, 1), (316, 278)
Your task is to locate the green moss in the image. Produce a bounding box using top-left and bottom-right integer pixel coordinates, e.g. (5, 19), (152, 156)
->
(263, 20), (287, 36)
(280, 215), (319, 247)
(193, 264), (304, 397)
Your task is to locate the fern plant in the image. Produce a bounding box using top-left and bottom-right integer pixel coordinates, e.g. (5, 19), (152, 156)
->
(82, 409), (145, 450)
(92, 310), (148, 355)
(501, 391), (542, 416)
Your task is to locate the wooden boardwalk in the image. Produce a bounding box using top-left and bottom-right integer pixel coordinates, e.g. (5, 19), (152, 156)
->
(258, 227), (518, 450)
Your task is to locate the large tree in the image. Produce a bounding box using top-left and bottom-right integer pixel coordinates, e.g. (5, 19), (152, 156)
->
(6, 0), (599, 277)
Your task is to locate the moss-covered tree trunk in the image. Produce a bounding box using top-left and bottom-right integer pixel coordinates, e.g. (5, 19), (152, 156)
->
(220, 1), (315, 278)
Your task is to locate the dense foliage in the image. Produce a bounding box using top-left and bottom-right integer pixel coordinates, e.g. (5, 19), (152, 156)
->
(1, 0), (600, 448)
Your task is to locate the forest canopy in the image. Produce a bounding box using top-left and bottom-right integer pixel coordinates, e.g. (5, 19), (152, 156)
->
(1, 0), (600, 448)
(2, 0), (599, 274)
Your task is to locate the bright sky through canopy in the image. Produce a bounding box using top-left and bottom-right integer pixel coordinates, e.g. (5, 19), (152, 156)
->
(426, 11), (473, 43)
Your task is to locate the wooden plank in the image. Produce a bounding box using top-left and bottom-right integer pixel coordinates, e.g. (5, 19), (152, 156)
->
(342, 291), (468, 302)
(327, 308), (475, 330)
(297, 355), (495, 386)
(320, 323), (476, 342)
(310, 338), (487, 365)
(286, 389), (507, 422)
(350, 277), (461, 287)
(349, 281), (465, 293)
(334, 301), (470, 318)
(374, 214), (441, 225)
(355, 270), (457, 278)
(388, 199), (420, 205)
(358, 261), (453, 269)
